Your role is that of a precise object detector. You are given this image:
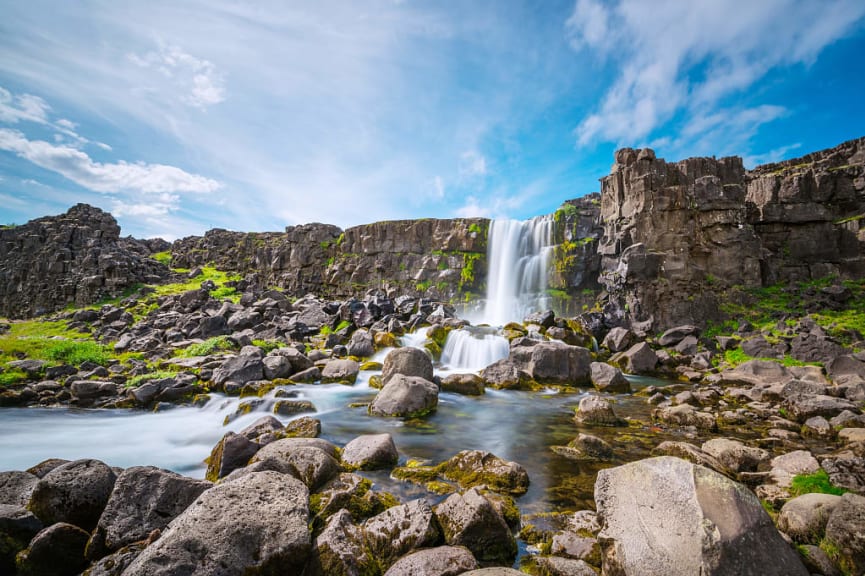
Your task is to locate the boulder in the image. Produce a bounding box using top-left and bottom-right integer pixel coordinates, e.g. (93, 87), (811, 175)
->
(284, 416), (322, 438)
(435, 488), (517, 565)
(305, 509), (365, 576)
(480, 359), (528, 390)
(516, 341), (591, 385)
(651, 442), (730, 477)
(369, 375), (438, 418)
(0, 471), (39, 507)
(382, 347), (434, 385)
(342, 434), (399, 471)
(595, 456), (808, 576)
(212, 354), (264, 386)
(550, 531), (600, 562)
(262, 355), (293, 380)
(783, 394), (859, 423)
(824, 493), (865, 576)
(770, 450), (820, 487)
(658, 325), (700, 346)
(383, 545), (478, 576)
(320, 359), (360, 384)
(440, 373), (485, 395)
(611, 341), (658, 374)
(250, 438), (340, 490)
(0, 504), (42, 574)
(205, 431), (261, 482)
(15, 522), (89, 576)
(438, 450), (529, 495)
(69, 380), (118, 402)
(532, 557), (597, 576)
(575, 395), (623, 426)
(567, 433), (614, 460)
(718, 360), (793, 387)
(28, 459), (117, 532)
(83, 543), (145, 576)
(362, 499), (441, 571)
(273, 399), (316, 416)
(601, 327), (635, 353)
(777, 493), (842, 544)
(590, 362), (631, 393)
(347, 330), (375, 358)
(653, 404), (717, 431)
(701, 438), (770, 473)
(89, 466), (211, 555)
(122, 471), (310, 576)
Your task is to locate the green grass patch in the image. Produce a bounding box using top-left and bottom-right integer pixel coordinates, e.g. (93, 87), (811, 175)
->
(125, 370), (179, 389)
(43, 340), (111, 366)
(789, 469), (847, 497)
(151, 251), (172, 265)
(176, 336), (237, 358)
(151, 266), (242, 298)
(252, 339), (282, 354)
(0, 369), (28, 387)
(210, 285), (240, 302)
(0, 320), (90, 365)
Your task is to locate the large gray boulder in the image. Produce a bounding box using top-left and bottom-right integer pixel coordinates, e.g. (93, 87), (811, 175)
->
(122, 471), (310, 576)
(320, 359), (360, 384)
(342, 434), (399, 471)
(383, 545), (478, 576)
(305, 509), (364, 576)
(382, 347), (434, 385)
(347, 330), (375, 358)
(28, 459), (117, 532)
(89, 466), (211, 555)
(824, 492), (865, 576)
(369, 375), (438, 418)
(435, 488), (516, 565)
(438, 450), (530, 495)
(594, 456), (808, 576)
(249, 439), (340, 491)
(362, 499), (441, 571)
(0, 470), (39, 507)
(590, 362), (631, 393)
(212, 354), (264, 386)
(575, 395), (623, 426)
(512, 341), (591, 385)
(611, 341), (658, 374)
(701, 438), (769, 473)
(777, 493), (842, 544)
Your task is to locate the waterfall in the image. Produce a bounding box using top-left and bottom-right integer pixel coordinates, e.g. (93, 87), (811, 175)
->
(482, 216), (555, 326)
(440, 327), (510, 372)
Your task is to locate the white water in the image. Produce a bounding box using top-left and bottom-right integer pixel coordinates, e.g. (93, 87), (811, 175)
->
(440, 327), (509, 372)
(482, 216), (555, 326)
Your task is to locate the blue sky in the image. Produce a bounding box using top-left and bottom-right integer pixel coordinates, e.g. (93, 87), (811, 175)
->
(1, 0), (864, 240)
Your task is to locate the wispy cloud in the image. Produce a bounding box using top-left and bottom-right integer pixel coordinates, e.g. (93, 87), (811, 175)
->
(129, 42), (226, 109)
(566, 0), (865, 149)
(0, 128), (220, 195)
(459, 149), (488, 178)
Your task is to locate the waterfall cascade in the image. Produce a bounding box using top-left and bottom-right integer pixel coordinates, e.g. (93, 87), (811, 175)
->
(482, 216), (555, 326)
(442, 215), (556, 372)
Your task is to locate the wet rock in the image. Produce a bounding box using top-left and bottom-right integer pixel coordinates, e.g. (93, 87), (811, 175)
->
(273, 399), (317, 416)
(382, 347), (434, 385)
(653, 403), (717, 431)
(347, 330), (375, 358)
(595, 456), (808, 576)
(0, 504), (42, 574)
(824, 493), (865, 575)
(610, 341), (658, 374)
(590, 362), (630, 393)
(284, 416), (321, 438)
(362, 499), (441, 571)
(777, 493), (842, 544)
(342, 433), (399, 471)
(212, 354), (264, 386)
(701, 438), (770, 473)
(0, 471), (39, 507)
(28, 459), (117, 532)
(575, 395), (624, 426)
(438, 450), (529, 495)
(291, 366), (321, 383)
(568, 433), (613, 460)
(435, 488), (516, 565)
(550, 530), (600, 562)
(16, 522), (89, 576)
(383, 545), (478, 576)
(480, 359), (529, 390)
(89, 466), (211, 556)
(513, 341), (591, 386)
(369, 375), (438, 418)
(238, 415), (283, 440)
(205, 431), (260, 482)
(440, 373), (485, 395)
(321, 359), (360, 384)
(122, 471), (310, 576)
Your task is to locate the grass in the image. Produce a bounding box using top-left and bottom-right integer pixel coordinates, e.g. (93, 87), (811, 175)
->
(789, 470), (847, 497)
(43, 340), (111, 366)
(0, 369), (28, 387)
(151, 266), (242, 298)
(0, 320), (91, 366)
(176, 336), (237, 358)
(720, 347), (821, 369)
(125, 370), (179, 389)
(151, 250), (172, 265)
(252, 339), (282, 354)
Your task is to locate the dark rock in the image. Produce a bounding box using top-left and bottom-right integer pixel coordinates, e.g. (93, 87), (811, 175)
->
(250, 438), (340, 490)
(26, 459), (69, 479)
(824, 492), (865, 576)
(347, 330), (375, 358)
(320, 359), (360, 384)
(440, 373), (485, 395)
(305, 509), (364, 576)
(480, 359), (530, 390)
(438, 450), (529, 495)
(590, 362), (631, 393)
(273, 399), (316, 416)
(0, 471), (39, 507)
(362, 499), (441, 571)
(0, 504), (43, 574)
(212, 354), (264, 386)
(28, 459), (117, 532)
(16, 522), (89, 576)
(513, 341), (591, 386)
(611, 342), (658, 374)
(122, 471), (310, 576)
(204, 431), (260, 482)
(658, 325), (700, 346)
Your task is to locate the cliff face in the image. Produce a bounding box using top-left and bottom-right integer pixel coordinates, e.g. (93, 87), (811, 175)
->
(0, 204), (169, 318)
(597, 137), (865, 331)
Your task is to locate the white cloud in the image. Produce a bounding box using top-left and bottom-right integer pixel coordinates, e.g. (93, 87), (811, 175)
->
(455, 196), (489, 218)
(744, 143), (803, 168)
(566, 0), (865, 147)
(0, 128), (220, 195)
(129, 42), (226, 109)
(112, 193), (179, 218)
(0, 86), (50, 124)
(432, 175), (445, 199)
(459, 149), (488, 178)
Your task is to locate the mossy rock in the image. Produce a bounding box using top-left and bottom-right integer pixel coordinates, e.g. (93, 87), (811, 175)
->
(373, 332), (397, 349)
(422, 339), (442, 360)
(368, 375), (383, 389)
(360, 361), (383, 371)
(426, 325), (451, 348)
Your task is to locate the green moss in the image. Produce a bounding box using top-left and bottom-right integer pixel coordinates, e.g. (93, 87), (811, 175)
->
(151, 266), (242, 298)
(150, 250), (172, 265)
(252, 339), (281, 354)
(415, 280), (431, 292)
(553, 203), (579, 224)
(125, 370), (178, 389)
(177, 336), (237, 358)
(459, 253), (482, 292)
(210, 286), (240, 302)
(0, 369), (28, 387)
(790, 470), (848, 497)
(468, 222), (483, 235)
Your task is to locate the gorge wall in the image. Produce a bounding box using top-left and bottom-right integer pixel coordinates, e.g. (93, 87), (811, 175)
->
(598, 136), (865, 332)
(2, 137), (863, 328)
(0, 204), (170, 318)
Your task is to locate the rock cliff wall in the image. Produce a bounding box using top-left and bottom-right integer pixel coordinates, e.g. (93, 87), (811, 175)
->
(597, 136), (865, 332)
(0, 204), (169, 319)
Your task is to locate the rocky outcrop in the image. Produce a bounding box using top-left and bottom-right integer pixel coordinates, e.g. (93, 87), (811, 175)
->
(597, 136), (865, 332)
(0, 204), (169, 318)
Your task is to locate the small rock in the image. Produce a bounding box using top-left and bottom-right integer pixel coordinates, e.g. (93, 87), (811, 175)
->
(777, 493), (842, 544)
(342, 433), (399, 471)
(590, 362), (631, 393)
(435, 488), (516, 565)
(575, 395), (623, 426)
(383, 545), (478, 576)
(369, 375), (438, 418)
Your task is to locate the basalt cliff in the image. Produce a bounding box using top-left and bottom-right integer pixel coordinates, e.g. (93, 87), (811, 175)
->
(1, 136), (863, 333)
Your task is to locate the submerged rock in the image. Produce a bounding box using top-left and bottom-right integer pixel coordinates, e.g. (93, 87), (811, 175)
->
(438, 450), (529, 496)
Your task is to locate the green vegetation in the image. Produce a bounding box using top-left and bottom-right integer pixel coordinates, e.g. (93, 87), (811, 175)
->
(177, 336), (237, 358)
(0, 369), (28, 387)
(459, 253), (482, 292)
(789, 469), (847, 497)
(151, 250), (172, 265)
(553, 203), (579, 224)
(1, 223), (17, 229)
(416, 280), (431, 292)
(43, 340), (111, 366)
(0, 320), (90, 366)
(546, 288), (570, 300)
(720, 347), (820, 369)
(125, 370), (179, 389)
(210, 285), (240, 301)
(252, 339), (282, 354)
(834, 213), (865, 225)
(468, 222), (484, 235)
(151, 266), (242, 298)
